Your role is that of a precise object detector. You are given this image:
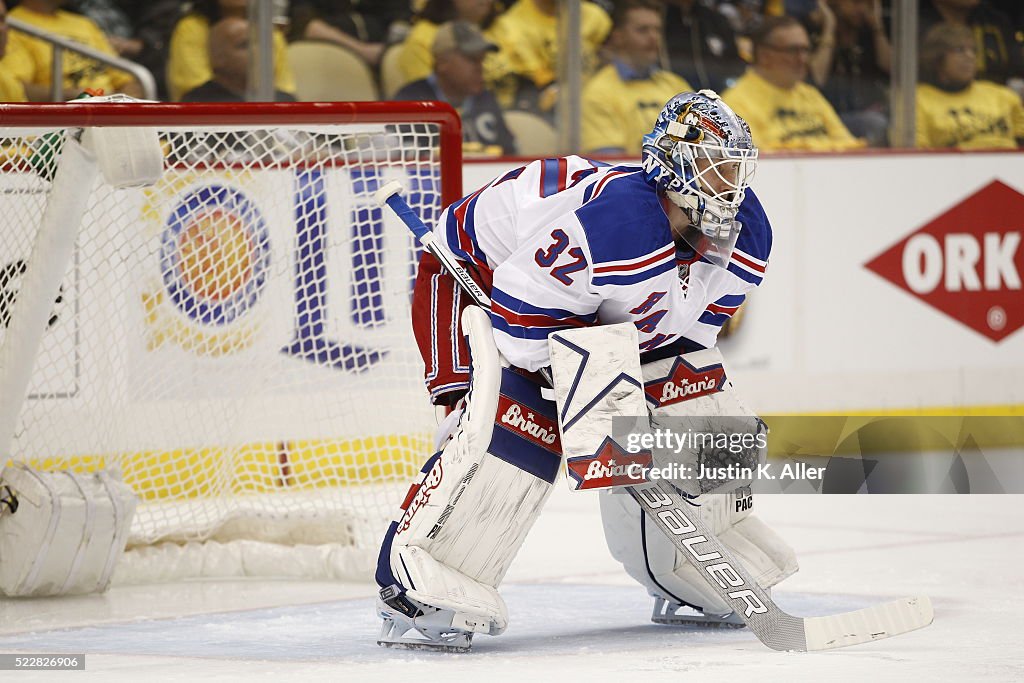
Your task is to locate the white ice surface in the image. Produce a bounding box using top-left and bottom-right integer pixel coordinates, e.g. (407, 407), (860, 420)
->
(1, 491), (1021, 682)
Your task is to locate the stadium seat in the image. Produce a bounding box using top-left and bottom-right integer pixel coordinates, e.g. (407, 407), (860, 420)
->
(379, 45), (411, 99)
(503, 111), (559, 157)
(286, 41), (379, 102)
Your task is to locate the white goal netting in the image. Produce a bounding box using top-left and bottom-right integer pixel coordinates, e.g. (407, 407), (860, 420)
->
(0, 102), (458, 582)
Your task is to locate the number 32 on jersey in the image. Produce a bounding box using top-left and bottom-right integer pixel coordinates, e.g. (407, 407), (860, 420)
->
(535, 229), (588, 285)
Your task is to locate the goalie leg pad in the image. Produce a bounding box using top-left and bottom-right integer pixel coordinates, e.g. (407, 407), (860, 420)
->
(382, 544), (508, 635)
(377, 306), (559, 638)
(600, 349), (797, 616)
(600, 487), (797, 617)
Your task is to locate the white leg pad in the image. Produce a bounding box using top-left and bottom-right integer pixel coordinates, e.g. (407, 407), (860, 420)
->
(395, 545), (508, 635)
(600, 489), (798, 616)
(383, 306), (560, 616)
(597, 348), (798, 616)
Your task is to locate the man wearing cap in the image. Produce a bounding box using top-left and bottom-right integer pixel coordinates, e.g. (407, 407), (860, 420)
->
(394, 20), (517, 156)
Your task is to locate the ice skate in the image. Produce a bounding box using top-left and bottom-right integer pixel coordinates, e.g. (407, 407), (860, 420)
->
(376, 586), (475, 653)
(651, 595), (746, 629)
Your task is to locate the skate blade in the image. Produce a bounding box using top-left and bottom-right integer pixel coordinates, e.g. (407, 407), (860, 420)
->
(378, 638), (472, 653)
(653, 614), (747, 629)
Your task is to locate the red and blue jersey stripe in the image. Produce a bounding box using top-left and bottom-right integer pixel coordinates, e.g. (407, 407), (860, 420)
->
(727, 247), (767, 285)
(698, 293), (746, 326)
(592, 244), (677, 286)
(445, 184), (491, 270)
(489, 288), (598, 340)
(539, 157), (569, 197)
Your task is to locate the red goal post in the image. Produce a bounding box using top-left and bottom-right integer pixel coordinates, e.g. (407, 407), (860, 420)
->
(0, 100), (462, 583)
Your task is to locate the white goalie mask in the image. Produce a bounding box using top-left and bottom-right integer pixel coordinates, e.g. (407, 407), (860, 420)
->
(641, 90), (758, 267)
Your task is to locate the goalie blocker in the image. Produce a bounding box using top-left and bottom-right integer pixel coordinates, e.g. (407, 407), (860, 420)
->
(376, 311), (795, 649)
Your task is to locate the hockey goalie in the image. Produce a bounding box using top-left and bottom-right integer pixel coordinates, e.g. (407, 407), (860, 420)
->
(375, 91), (798, 651)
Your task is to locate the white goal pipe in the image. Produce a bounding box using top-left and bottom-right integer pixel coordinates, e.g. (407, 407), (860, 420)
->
(0, 138), (97, 461)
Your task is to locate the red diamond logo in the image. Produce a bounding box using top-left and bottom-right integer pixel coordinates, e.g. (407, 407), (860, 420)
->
(864, 180), (1024, 342)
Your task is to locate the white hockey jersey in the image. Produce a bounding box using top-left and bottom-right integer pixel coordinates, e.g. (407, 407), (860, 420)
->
(435, 156), (772, 372)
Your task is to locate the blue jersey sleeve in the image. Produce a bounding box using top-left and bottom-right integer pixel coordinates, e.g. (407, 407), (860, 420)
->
(726, 189), (772, 285)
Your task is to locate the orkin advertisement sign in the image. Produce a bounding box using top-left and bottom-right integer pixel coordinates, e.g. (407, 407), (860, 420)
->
(864, 180), (1023, 343)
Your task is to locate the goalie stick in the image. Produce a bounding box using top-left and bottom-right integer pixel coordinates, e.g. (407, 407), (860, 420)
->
(375, 180), (934, 652)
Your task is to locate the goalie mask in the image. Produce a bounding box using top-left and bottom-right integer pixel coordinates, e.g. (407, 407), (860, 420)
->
(641, 90), (757, 267)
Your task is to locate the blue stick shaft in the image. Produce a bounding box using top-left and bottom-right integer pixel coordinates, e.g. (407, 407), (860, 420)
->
(382, 187), (552, 385)
(383, 194), (430, 241)
(381, 188), (492, 310)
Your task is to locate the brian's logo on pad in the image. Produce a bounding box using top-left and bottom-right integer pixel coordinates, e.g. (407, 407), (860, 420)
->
(644, 356), (726, 407)
(497, 395), (561, 453)
(864, 180), (1023, 342)
(566, 437), (652, 490)
(398, 459), (443, 534)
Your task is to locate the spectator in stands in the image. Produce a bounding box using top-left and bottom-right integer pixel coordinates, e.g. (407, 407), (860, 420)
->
(1, 0), (143, 101)
(804, 1), (836, 86)
(920, 0), (1024, 94)
(71, 0), (181, 99)
(289, 0), (412, 68)
(395, 20), (517, 156)
(0, 0), (26, 101)
(809, 0), (891, 146)
(493, 0), (612, 115)
(170, 16), (302, 166)
(718, 0), (767, 31)
(167, 0), (295, 101)
(784, 0), (844, 91)
(716, 0), (769, 63)
(181, 17), (296, 102)
(397, 0), (515, 105)
(582, 0), (692, 156)
(916, 22), (1024, 149)
(662, 0), (745, 93)
(69, 0), (136, 56)
(722, 15), (862, 150)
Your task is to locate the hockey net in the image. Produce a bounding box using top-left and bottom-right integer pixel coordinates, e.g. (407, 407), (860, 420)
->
(0, 101), (461, 583)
